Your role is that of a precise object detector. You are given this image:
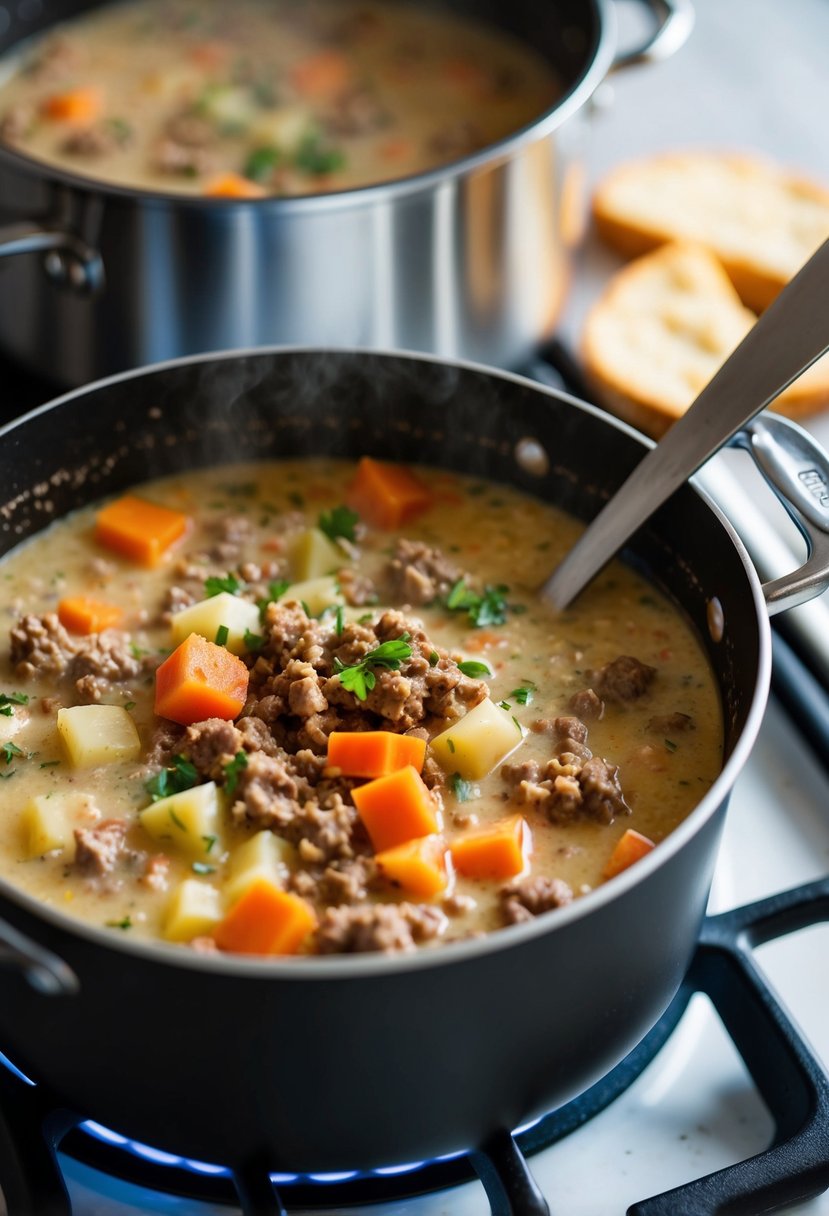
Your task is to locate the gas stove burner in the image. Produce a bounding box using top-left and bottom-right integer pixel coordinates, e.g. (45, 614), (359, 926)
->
(2, 878), (829, 1216)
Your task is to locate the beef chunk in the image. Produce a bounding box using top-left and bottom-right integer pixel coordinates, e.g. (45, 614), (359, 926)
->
(387, 539), (460, 606)
(184, 718), (243, 781)
(647, 712), (695, 735)
(500, 875), (573, 924)
(502, 754), (629, 827)
(70, 631), (144, 700)
(337, 568), (378, 607)
(531, 716), (591, 759)
(315, 902), (445, 954)
(579, 757), (628, 824)
(10, 614), (78, 679)
(569, 688), (605, 720)
(590, 656), (656, 703)
(73, 820), (130, 877)
(231, 751), (315, 830)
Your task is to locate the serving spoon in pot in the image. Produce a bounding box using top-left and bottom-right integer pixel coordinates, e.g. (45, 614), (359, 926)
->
(541, 237), (829, 611)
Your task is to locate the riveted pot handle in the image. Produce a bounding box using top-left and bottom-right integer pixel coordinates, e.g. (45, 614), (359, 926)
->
(0, 917), (79, 996)
(611, 0), (695, 71)
(0, 221), (103, 294)
(732, 413), (829, 614)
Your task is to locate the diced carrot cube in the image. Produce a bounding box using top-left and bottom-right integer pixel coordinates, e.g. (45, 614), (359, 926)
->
(214, 878), (317, 955)
(42, 87), (103, 123)
(345, 457), (433, 530)
(351, 765), (440, 853)
(154, 633), (249, 726)
(95, 495), (189, 567)
(450, 814), (530, 880)
(291, 49), (351, 99)
(58, 596), (124, 635)
(375, 834), (449, 900)
(327, 731), (426, 779)
(203, 173), (266, 199)
(603, 829), (655, 881)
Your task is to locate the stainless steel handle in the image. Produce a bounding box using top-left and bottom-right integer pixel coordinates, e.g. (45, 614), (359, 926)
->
(0, 917), (79, 996)
(732, 414), (829, 614)
(610, 0), (695, 71)
(0, 221), (104, 293)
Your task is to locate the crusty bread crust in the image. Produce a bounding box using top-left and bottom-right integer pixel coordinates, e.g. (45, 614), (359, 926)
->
(592, 151), (829, 313)
(581, 241), (829, 438)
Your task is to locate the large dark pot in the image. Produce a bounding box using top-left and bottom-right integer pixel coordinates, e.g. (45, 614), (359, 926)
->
(0, 347), (816, 1179)
(0, 0), (692, 384)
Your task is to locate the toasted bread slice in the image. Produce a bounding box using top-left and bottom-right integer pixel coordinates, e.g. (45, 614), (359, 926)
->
(581, 241), (829, 438)
(593, 151), (829, 312)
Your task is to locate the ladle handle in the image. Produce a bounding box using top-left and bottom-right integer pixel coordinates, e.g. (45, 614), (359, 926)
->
(542, 237), (829, 610)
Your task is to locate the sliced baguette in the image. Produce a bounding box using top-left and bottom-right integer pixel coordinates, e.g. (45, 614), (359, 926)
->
(581, 241), (829, 438)
(593, 151), (829, 313)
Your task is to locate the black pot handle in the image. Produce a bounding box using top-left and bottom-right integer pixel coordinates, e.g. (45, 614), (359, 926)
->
(610, 0), (695, 72)
(0, 221), (103, 294)
(0, 917), (79, 996)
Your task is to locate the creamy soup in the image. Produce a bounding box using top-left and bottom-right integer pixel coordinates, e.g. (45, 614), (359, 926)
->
(0, 0), (558, 196)
(0, 458), (722, 956)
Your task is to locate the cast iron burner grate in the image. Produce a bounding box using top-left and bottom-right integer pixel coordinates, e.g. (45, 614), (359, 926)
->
(1, 863), (829, 1216)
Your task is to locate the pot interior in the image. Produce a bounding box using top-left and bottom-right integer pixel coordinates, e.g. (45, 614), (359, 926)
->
(0, 349), (763, 758)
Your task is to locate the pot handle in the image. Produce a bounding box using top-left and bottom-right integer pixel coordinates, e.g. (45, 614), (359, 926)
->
(0, 916), (79, 996)
(0, 221), (103, 294)
(731, 413), (829, 614)
(610, 0), (695, 71)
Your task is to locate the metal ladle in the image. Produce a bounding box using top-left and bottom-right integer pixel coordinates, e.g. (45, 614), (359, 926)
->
(541, 238), (829, 611)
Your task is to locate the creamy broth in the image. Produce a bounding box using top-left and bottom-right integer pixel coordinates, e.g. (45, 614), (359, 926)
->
(0, 0), (558, 195)
(0, 459), (722, 955)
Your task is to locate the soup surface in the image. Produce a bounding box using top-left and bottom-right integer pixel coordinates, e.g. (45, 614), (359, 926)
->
(0, 0), (558, 196)
(0, 458), (722, 956)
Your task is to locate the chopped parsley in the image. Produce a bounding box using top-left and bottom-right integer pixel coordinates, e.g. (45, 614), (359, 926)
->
(39, 760), (61, 769)
(2, 742), (23, 765)
(192, 861), (216, 876)
(446, 738), (456, 754)
(0, 691), (28, 716)
(445, 579), (518, 628)
(169, 808), (187, 832)
(105, 916), (132, 930)
(294, 131), (345, 175)
(129, 642), (148, 659)
(318, 504), (359, 543)
(498, 700), (512, 711)
(449, 773), (474, 802)
(124, 701), (137, 711)
(333, 633), (413, 701)
(215, 624), (230, 647)
(205, 573), (242, 598)
(664, 738), (678, 753)
(146, 755), (199, 802)
(458, 660), (491, 679)
(223, 750), (249, 795)
(258, 579), (290, 620)
(510, 681), (537, 706)
(335, 605), (345, 636)
(202, 834), (218, 854)
(244, 144), (281, 182)
(243, 628), (264, 652)
(428, 650), (440, 667)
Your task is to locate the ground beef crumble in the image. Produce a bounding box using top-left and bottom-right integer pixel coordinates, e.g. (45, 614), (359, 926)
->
(315, 902), (446, 954)
(500, 875), (573, 925)
(10, 613), (148, 702)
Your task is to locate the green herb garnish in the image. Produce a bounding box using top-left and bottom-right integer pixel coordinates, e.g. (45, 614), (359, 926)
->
(445, 579), (513, 628)
(146, 755), (199, 802)
(2, 742), (23, 765)
(215, 624), (230, 647)
(428, 650), (440, 667)
(0, 691), (28, 716)
(446, 738), (456, 754)
(243, 628), (264, 651)
(664, 738), (678, 752)
(294, 131), (345, 175)
(244, 144), (281, 182)
(223, 750), (248, 795)
(39, 760), (61, 769)
(449, 773), (474, 802)
(105, 915), (132, 930)
(205, 573), (242, 598)
(124, 701), (137, 712)
(202, 834), (218, 854)
(169, 808), (187, 832)
(192, 862), (216, 876)
(318, 504), (359, 543)
(333, 633), (413, 701)
(510, 681), (537, 706)
(335, 604), (345, 636)
(458, 660), (491, 679)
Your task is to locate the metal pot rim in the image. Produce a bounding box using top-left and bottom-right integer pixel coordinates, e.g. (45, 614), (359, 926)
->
(0, 343), (772, 979)
(0, 0), (615, 211)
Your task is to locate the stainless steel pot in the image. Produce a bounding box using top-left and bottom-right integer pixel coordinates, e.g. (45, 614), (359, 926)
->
(0, 0), (692, 385)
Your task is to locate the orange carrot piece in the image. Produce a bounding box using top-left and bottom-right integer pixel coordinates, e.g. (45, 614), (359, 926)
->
(42, 87), (103, 123)
(345, 457), (433, 530)
(375, 834), (449, 900)
(291, 49), (351, 99)
(351, 765), (440, 853)
(203, 173), (266, 199)
(214, 878), (317, 956)
(95, 495), (189, 567)
(450, 814), (530, 881)
(154, 633), (249, 726)
(327, 731), (426, 779)
(188, 41), (228, 69)
(57, 596), (124, 635)
(603, 829), (655, 881)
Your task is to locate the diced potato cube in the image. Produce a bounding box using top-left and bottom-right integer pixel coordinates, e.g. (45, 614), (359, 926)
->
(249, 105), (311, 151)
(164, 879), (223, 942)
(289, 528), (347, 581)
(21, 794), (72, 859)
(283, 576), (343, 616)
(225, 830), (294, 906)
(139, 782), (221, 858)
(170, 591), (261, 655)
(57, 705), (141, 768)
(430, 698), (524, 780)
(201, 85), (254, 129)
